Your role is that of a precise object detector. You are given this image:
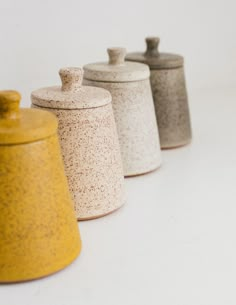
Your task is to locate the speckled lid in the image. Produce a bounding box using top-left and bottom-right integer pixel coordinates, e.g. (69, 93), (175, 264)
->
(0, 90), (58, 145)
(31, 67), (111, 109)
(83, 48), (150, 82)
(126, 37), (184, 69)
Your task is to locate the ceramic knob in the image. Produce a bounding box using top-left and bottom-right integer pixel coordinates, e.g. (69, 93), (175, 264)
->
(108, 47), (126, 65)
(59, 67), (84, 92)
(0, 90), (21, 119)
(145, 37), (160, 56)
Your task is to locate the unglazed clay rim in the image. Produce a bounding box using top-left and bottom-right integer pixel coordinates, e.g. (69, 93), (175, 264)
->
(124, 163), (161, 178)
(161, 138), (192, 150)
(77, 202), (125, 221)
(31, 85), (111, 110)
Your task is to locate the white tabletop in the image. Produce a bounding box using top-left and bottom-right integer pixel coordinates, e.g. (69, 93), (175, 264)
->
(1, 89), (236, 305)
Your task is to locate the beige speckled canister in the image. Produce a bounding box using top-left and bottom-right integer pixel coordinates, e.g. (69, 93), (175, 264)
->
(83, 48), (162, 177)
(126, 37), (192, 149)
(31, 68), (125, 220)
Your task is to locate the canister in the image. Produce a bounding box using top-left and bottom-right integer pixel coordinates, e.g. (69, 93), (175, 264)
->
(31, 68), (125, 220)
(0, 90), (81, 283)
(126, 37), (192, 148)
(83, 47), (162, 176)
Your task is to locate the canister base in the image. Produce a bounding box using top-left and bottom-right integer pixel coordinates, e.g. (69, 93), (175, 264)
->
(161, 139), (192, 150)
(0, 246), (81, 284)
(124, 164), (161, 178)
(77, 204), (125, 221)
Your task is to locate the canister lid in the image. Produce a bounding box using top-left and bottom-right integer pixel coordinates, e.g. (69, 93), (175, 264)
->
(126, 37), (184, 69)
(83, 48), (150, 82)
(0, 90), (58, 145)
(31, 68), (111, 109)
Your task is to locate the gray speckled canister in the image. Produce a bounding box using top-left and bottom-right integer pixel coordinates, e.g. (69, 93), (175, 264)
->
(83, 48), (162, 177)
(126, 37), (192, 149)
(31, 67), (125, 220)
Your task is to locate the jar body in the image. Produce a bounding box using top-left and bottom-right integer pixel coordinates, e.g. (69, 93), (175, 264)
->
(0, 135), (81, 283)
(32, 103), (125, 220)
(150, 67), (192, 148)
(83, 78), (162, 176)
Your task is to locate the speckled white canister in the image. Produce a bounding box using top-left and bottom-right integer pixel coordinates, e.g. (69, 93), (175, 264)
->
(83, 48), (162, 177)
(31, 67), (125, 220)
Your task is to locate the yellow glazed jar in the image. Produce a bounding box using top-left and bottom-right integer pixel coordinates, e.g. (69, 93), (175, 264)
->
(0, 91), (82, 283)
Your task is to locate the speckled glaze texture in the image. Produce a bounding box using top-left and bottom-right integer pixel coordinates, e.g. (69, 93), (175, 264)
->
(31, 68), (125, 220)
(0, 135), (81, 283)
(83, 47), (162, 176)
(32, 104), (125, 220)
(83, 78), (162, 176)
(126, 37), (192, 149)
(150, 67), (192, 148)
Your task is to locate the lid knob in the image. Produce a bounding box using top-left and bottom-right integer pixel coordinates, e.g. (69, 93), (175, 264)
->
(0, 90), (21, 119)
(145, 37), (160, 56)
(59, 67), (83, 92)
(107, 47), (126, 65)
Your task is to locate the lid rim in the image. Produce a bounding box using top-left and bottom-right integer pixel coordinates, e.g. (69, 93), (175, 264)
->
(83, 60), (150, 83)
(0, 108), (58, 145)
(83, 75), (149, 83)
(0, 132), (57, 146)
(125, 51), (184, 69)
(31, 100), (111, 111)
(149, 65), (184, 70)
(31, 85), (111, 110)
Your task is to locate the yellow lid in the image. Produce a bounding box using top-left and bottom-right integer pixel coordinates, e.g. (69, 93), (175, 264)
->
(0, 90), (58, 144)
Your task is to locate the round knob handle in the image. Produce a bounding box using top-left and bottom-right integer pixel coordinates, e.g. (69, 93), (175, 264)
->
(107, 47), (126, 65)
(0, 90), (21, 119)
(145, 37), (160, 56)
(59, 67), (83, 92)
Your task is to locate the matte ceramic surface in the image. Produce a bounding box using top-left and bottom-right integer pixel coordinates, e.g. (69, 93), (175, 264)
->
(126, 37), (184, 69)
(31, 68), (125, 220)
(0, 91), (81, 283)
(83, 48), (162, 176)
(0, 91), (58, 144)
(126, 37), (192, 148)
(83, 47), (149, 82)
(150, 67), (191, 148)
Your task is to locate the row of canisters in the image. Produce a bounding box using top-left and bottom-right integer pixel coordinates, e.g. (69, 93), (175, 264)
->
(0, 37), (192, 283)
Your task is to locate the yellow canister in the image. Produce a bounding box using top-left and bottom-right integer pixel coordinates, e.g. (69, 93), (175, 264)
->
(0, 90), (82, 283)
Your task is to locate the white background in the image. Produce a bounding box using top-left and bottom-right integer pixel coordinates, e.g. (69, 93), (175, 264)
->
(0, 0), (235, 103)
(0, 0), (236, 304)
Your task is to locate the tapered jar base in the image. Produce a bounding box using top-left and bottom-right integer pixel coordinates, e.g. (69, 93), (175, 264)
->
(161, 138), (192, 150)
(0, 137), (82, 283)
(124, 163), (161, 178)
(0, 246), (81, 284)
(77, 203), (125, 221)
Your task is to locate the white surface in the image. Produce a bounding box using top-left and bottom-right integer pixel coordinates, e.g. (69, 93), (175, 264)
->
(1, 0), (236, 303)
(1, 88), (236, 304)
(0, 0), (236, 104)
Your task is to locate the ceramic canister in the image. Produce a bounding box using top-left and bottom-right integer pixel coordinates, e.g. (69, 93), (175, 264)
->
(31, 68), (125, 220)
(0, 90), (81, 283)
(126, 37), (192, 149)
(83, 48), (162, 177)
